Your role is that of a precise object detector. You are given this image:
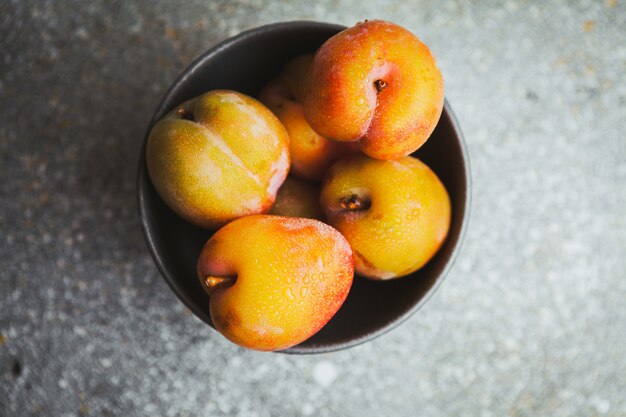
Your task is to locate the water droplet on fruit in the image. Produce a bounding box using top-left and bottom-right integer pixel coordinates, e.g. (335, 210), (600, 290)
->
(300, 287), (309, 297)
(406, 207), (421, 221)
(286, 288), (295, 300)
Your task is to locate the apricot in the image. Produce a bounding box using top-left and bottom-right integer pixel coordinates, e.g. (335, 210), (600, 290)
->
(259, 55), (358, 181)
(269, 177), (324, 221)
(303, 20), (444, 160)
(197, 215), (353, 351)
(320, 154), (450, 280)
(146, 90), (289, 229)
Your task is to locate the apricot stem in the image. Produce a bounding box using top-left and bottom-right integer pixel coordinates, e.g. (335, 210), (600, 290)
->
(340, 194), (370, 211)
(374, 79), (388, 92)
(204, 275), (236, 294)
(177, 107), (194, 121)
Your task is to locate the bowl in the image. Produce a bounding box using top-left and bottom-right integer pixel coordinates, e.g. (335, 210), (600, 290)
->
(137, 21), (470, 353)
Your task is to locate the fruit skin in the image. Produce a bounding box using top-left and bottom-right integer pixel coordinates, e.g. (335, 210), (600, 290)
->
(196, 215), (354, 351)
(269, 177), (324, 221)
(320, 154), (450, 280)
(259, 55), (359, 181)
(146, 90), (290, 229)
(302, 20), (444, 160)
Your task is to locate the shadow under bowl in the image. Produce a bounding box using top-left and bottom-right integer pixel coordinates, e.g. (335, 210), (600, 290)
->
(137, 21), (471, 354)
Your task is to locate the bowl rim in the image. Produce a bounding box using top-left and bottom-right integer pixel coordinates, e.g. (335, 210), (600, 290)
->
(137, 20), (472, 354)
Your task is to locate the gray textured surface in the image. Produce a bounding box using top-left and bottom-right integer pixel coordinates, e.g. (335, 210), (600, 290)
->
(1, 0), (625, 416)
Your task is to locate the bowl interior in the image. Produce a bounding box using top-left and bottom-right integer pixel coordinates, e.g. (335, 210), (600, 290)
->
(137, 21), (470, 353)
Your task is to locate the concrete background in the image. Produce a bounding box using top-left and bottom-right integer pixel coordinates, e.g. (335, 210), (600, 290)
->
(1, 1), (625, 416)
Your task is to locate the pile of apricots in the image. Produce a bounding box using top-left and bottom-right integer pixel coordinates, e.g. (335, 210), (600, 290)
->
(146, 20), (450, 351)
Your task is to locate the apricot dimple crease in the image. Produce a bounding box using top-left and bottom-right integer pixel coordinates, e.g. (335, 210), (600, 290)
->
(199, 124), (263, 187)
(266, 150), (289, 195)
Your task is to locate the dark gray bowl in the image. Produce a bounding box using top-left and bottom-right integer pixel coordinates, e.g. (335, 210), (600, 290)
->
(137, 21), (470, 353)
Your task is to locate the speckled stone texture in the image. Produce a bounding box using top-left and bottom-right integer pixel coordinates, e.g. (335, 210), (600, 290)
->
(1, 1), (625, 416)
